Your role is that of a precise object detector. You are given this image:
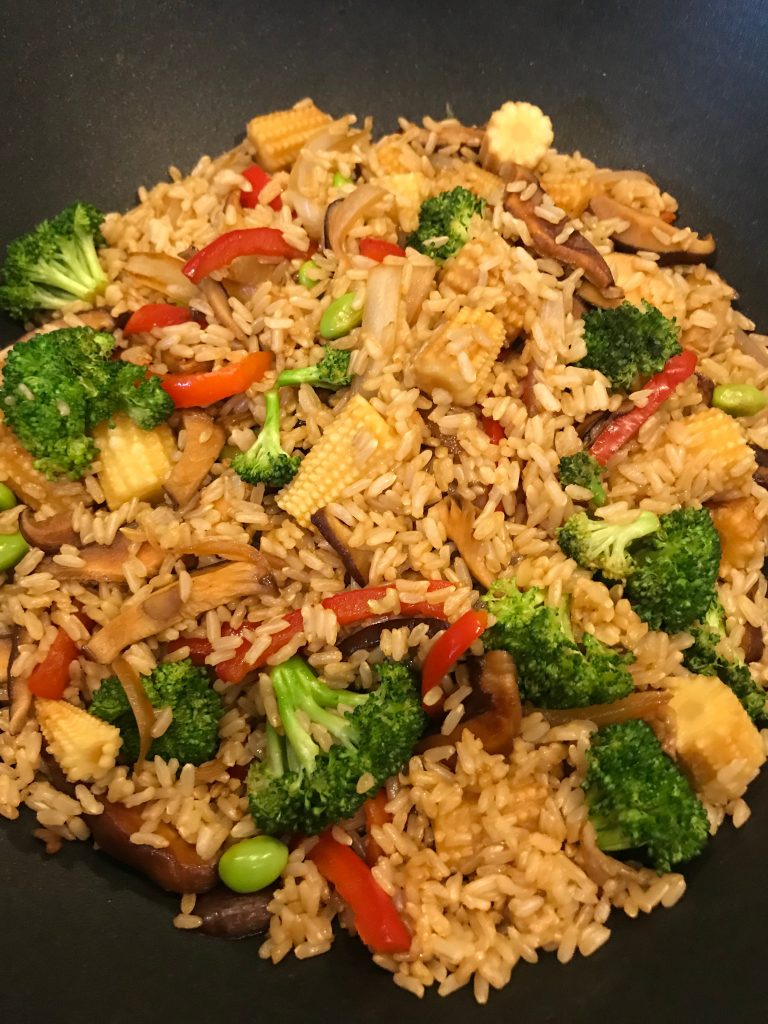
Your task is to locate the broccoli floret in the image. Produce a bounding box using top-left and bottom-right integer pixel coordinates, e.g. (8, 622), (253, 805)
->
(231, 388), (300, 487)
(557, 510), (660, 580)
(584, 720), (709, 872)
(247, 656), (426, 836)
(406, 186), (485, 263)
(89, 659), (223, 766)
(558, 451), (606, 507)
(0, 202), (108, 320)
(625, 508), (720, 633)
(0, 327), (173, 478)
(275, 347), (352, 391)
(577, 301), (682, 392)
(683, 601), (768, 725)
(483, 578), (634, 709)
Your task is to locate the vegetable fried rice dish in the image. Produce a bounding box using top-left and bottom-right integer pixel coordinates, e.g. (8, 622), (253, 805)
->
(2, 97), (768, 1003)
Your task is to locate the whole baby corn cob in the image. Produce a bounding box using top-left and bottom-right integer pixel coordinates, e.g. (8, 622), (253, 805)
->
(93, 413), (176, 510)
(247, 101), (332, 173)
(277, 396), (399, 526)
(36, 697), (122, 782)
(410, 307), (506, 406)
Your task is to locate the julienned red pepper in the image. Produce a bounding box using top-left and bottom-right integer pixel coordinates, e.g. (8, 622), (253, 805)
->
(589, 349), (698, 466)
(481, 415), (505, 445)
(309, 833), (411, 954)
(240, 165), (283, 211)
(364, 789), (391, 866)
(358, 237), (407, 262)
(123, 303), (199, 335)
(161, 351), (272, 409)
(26, 628), (79, 700)
(182, 228), (315, 283)
(420, 609), (488, 715)
(169, 581), (453, 684)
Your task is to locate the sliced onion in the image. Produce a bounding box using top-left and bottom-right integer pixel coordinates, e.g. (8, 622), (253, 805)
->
(325, 183), (386, 256)
(362, 263), (402, 348)
(112, 657), (156, 766)
(735, 328), (768, 368)
(404, 260), (437, 324)
(199, 278), (245, 341)
(285, 117), (358, 238)
(591, 168), (654, 186)
(123, 252), (197, 302)
(176, 539), (268, 566)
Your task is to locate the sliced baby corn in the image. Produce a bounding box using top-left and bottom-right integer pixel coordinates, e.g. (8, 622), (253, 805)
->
(247, 101), (332, 172)
(93, 413), (175, 510)
(409, 307), (506, 406)
(277, 396), (398, 526)
(664, 407), (756, 500)
(432, 160), (505, 205)
(0, 422), (87, 513)
(36, 697), (122, 782)
(667, 675), (765, 804)
(376, 172), (431, 233)
(481, 101), (554, 171)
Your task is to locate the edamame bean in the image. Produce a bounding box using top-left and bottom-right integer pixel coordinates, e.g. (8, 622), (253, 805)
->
(0, 483), (17, 511)
(297, 259), (321, 289)
(320, 292), (363, 340)
(712, 383), (768, 418)
(218, 836), (289, 893)
(332, 171), (353, 188)
(0, 532), (29, 572)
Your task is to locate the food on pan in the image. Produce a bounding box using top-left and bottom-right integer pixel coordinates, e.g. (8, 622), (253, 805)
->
(1, 97), (767, 1003)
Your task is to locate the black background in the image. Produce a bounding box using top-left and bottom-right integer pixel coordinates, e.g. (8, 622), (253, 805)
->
(1, 1), (767, 1020)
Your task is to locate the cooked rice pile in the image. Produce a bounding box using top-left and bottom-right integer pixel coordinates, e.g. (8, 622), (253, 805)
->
(2, 97), (768, 1002)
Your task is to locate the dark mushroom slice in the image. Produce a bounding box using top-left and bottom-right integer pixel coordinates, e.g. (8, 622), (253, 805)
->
(199, 278), (247, 341)
(337, 616), (446, 658)
(311, 507), (372, 586)
(695, 373), (715, 407)
(540, 689), (676, 758)
(576, 280), (624, 310)
(164, 411), (227, 507)
(85, 561), (275, 664)
(39, 534), (165, 584)
(743, 623), (764, 665)
(19, 508), (80, 553)
(498, 163), (614, 290)
(323, 184), (386, 255)
(419, 649), (523, 756)
(436, 497), (496, 589)
(590, 194), (716, 262)
(194, 886), (274, 938)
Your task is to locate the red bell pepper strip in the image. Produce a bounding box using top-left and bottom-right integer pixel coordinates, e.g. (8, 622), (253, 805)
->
(161, 351), (272, 409)
(240, 165), (283, 211)
(309, 832), (411, 954)
(358, 237), (406, 262)
(324, 580), (452, 626)
(182, 228), (315, 283)
(420, 609), (488, 715)
(481, 415), (505, 445)
(589, 349), (698, 466)
(26, 628), (79, 700)
(123, 303), (198, 335)
(363, 789), (391, 866)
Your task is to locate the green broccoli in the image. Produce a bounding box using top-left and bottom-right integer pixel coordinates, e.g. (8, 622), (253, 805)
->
(406, 186), (485, 263)
(247, 656), (426, 836)
(89, 659), (223, 766)
(556, 510), (660, 579)
(0, 202), (108, 320)
(275, 347), (352, 391)
(624, 508), (720, 633)
(584, 720), (709, 872)
(683, 601), (768, 725)
(577, 300), (682, 392)
(483, 578), (634, 709)
(0, 327), (174, 478)
(231, 388), (301, 487)
(558, 451), (607, 507)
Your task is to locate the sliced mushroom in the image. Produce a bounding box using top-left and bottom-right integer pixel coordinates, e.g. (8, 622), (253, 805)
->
(413, 118), (485, 150)
(0, 423), (88, 513)
(199, 278), (246, 341)
(195, 886), (274, 938)
(576, 280), (625, 309)
(696, 372), (715, 407)
(311, 507), (371, 586)
(337, 616), (446, 658)
(420, 650), (522, 756)
(39, 534), (165, 583)
(540, 689), (676, 757)
(19, 509), (80, 553)
(323, 184), (386, 255)
(85, 561), (275, 664)
(165, 412), (226, 507)
(590, 194), (716, 261)
(743, 623), (764, 665)
(436, 497), (495, 589)
(0, 629), (18, 707)
(500, 164), (614, 290)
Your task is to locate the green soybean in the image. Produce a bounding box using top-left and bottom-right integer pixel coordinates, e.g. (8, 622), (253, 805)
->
(0, 483), (17, 511)
(0, 532), (29, 572)
(320, 292), (363, 340)
(297, 259), (321, 290)
(332, 171), (353, 188)
(218, 836), (289, 894)
(712, 383), (768, 418)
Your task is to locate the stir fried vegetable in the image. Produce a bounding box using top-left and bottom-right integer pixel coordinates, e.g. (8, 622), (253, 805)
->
(231, 388), (300, 487)
(407, 186), (485, 262)
(182, 228), (313, 283)
(557, 451), (606, 506)
(275, 347), (352, 390)
(577, 301), (682, 391)
(161, 351), (271, 408)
